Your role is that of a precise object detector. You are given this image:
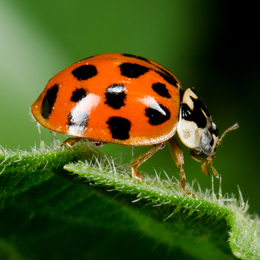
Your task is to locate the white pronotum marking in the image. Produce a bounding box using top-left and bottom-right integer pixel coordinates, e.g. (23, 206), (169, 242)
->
(182, 88), (198, 110)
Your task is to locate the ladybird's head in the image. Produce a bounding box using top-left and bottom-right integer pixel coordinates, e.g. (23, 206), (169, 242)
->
(177, 88), (238, 177)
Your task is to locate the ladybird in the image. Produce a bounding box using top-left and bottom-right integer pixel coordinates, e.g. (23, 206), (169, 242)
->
(31, 53), (238, 192)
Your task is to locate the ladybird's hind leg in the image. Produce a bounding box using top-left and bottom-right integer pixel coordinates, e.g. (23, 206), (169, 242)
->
(61, 137), (84, 147)
(62, 138), (106, 147)
(131, 142), (165, 181)
(167, 137), (187, 191)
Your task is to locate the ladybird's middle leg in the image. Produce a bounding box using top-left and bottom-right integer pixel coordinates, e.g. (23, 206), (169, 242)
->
(131, 142), (165, 181)
(167, 137), (187, 191)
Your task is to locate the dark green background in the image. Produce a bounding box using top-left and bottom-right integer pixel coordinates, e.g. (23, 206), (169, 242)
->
(1, 1), (259, 214)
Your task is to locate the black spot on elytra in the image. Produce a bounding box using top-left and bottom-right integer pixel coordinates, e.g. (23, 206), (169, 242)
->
(71, 88), (87, 102)
(121, 54), (179, 88)
(72, 65), (97, 81)
(180, 96), (209, 128)
(121, 53), (151, 63)
(145, 104), (171, 125)
(41, 84), (59, 119)
(152, 83), (171, 98)
(119, 63), (149, 78)
(156, 70), (178, 88)
(105, 84), (126, 109)
(107, 117), (131, 140)
(67, 111), (89, 130)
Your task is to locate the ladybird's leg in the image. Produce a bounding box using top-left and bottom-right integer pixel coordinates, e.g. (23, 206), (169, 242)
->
(131, 142), (165, 181)
(167, 137), (186, 190)
(89, 140), (106, 147)
(201, 159), (210, 176)
(206, 157), (219, 178)
(190, 150), (202, 162)
(61, 137), (83, 147)
(190, 150), (210, 176)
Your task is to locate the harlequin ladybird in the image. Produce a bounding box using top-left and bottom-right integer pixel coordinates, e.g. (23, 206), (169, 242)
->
(31, 53), (238, 191)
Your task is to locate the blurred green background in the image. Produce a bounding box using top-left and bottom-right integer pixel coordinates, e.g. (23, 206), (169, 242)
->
(0, 1), (259, 214)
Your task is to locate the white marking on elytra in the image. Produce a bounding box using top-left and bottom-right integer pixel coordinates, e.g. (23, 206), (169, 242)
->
(69, 110), (89, 134)
(68, 93), (100, 135)
(139, 96), (166, 116)
(107, 85), (126, 94)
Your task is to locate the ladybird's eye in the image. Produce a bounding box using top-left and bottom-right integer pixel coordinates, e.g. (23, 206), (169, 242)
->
(209, 122), (219, 149)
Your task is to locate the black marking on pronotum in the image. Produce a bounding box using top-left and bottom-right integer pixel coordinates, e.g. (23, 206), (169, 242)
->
(67, 110), (89, 130)
(121, 53), (151, 63)
(180, 96), (209, 128)
(72, 65), (97, 81)
(107, 117), (131, 140)
(105, 84), (126, 109)
(71, 88), (87, 102)
(145, 104), (171, 125)
(41, 84), (59, 119)
(119, 63), (149, 78)
(152, 83), (171, 98)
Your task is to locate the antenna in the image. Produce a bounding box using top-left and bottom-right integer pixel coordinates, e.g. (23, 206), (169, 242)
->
(217, 123), (239, 146)
(205, 122), (239, 178)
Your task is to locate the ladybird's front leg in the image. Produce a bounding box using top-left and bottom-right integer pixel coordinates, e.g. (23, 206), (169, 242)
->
(167, 137), (187, 191)
(190, 150), (211, 176)
(131, 143), (165, 181)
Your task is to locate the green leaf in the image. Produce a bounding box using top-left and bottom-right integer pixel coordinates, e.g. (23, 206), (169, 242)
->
(0, 142), (259, 260)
